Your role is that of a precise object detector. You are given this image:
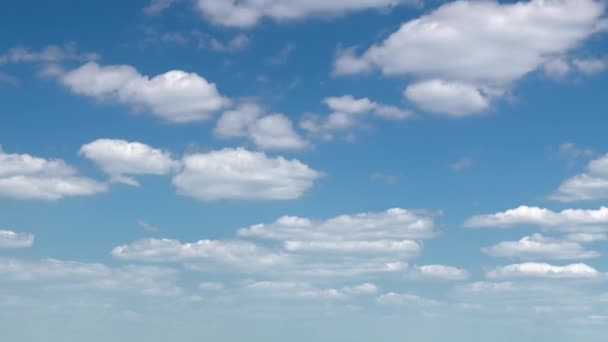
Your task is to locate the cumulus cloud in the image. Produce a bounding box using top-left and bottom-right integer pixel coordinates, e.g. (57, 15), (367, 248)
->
(482, 234), (601, 260)
(486, 262), (602, 279)
(215, 103), (308, 150)
(463, 206), (608, 232)
(80, 139), (178, 186)
(334, 0), (606, 115)
(193, 0), (419, 27)
(411, 265), (469, 281)
(57, 62), (230, 123)
(172, 148), (320, 201)
(0, 230), (34, 249)
(0, 147), (107, 200)
(404, 80), (490, 116)
(300, 95), (412, 139)
(551, 153), (608, 202)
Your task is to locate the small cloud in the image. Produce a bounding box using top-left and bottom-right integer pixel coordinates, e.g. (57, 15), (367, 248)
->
(137, 220), (160, 233)
(144, 0), (175, 16)
(450, 157), (473, 171)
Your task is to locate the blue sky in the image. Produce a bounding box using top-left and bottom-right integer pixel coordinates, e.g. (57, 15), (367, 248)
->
(1, 0), (608, 341)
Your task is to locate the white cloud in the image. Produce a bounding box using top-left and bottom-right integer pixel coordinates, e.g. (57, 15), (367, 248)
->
(112, 238), (289, 269)
(79, 139), (178, 186)
(377, 292), (440, 307)
(58, 62), (230, 123)
(0, 147), (107, 200)
(412, 265), (469, 281)
(565, 233), (607, 243)
(449, 157), (473, 171)
(573, 57), (607, 75)
(404, 80), (490, 116)
(144, 0), (176, 15)
(198, 282), (224, 291)
(0, 230), (34, 249)
(463, 206), (608, 232)
(486, 262), (602, 279)
(334, 0), (606, 114)
(482, 234), (600, 260)
(543, 58), (572, 79)
(0, 258), (181, 297)
(559, 142), (594, 159)
(238, 208), (438, 242)
(172, 148), (320, 201)
(0, 44), (99, 65)
(300, 95), (412, 139)
(210, 34), (250, 52)
(551, 154), (608, 202)
(215, 103), (308, 150)
(194, 0), (418, 27)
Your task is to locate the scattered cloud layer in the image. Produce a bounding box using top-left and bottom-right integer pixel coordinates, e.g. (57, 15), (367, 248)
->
(334, 0), (606, 115)
(486, 262), (602, 279)
(0, 147), (107, 200)
(57, 62), (230, 123)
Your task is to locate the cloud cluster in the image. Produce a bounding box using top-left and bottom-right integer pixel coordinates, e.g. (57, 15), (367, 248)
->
(0, 147), (107, 200)
(334, 0), (607, 115)
(482, 234), (600, 260)
(300, 95), (412, 139)
(486, 262), (601, 279)
(215, 103), (308, 150)
(57, 62), (230, 123)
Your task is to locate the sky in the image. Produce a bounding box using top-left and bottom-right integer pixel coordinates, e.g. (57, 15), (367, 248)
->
(1, 0), (608, 341)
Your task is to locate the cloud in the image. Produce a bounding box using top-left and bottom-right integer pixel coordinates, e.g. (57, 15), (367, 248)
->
(300, 95), (412, 139)
(112, 238), (289, 269)
(0, 147), (107, 200)
(193, 0), (418, 28)
(0, 258), (181, 297)
(377, 292), (440, 307)
(144, 0), (176, 15)
(198, 282), (224, 291)
(334, 0), (606, 114)
(551, 153), (608, 202)
(57, 62), (230, 123)
(80, 139), (178, 186)
(449, 157), (473, 171)
(559, 142), (594, 159)
(209, 34), (251, 52)
(172, 148), (320, 201)
(0, 44), (99, 66)
(113, 208), (440, 279)
(404, 80), (490, 116)
(486, 262), (602, 279)
(267, 43), (295, 65)
(463, 206), (608, 232)
(215, 103), (308, 150)
(137, 220), (161, 233)
(482, 234), (600, 260)
(573, 57), (607, 75)
(564, 233), (607, 243)
(411, 265), (469, 281)
(0, 230), (34, 249)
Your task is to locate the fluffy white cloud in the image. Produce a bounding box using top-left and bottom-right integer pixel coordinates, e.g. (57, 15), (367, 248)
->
(486, 262), (602, 279)
(404, 80), (490, 116)
(194, 0), (418, 27)
(80, 139), (178, 186)
(482, 234), (600, 260)
(0, 147), (107, 200)
(300, 95), (412, 139)
(0, 258), (181, 297)
(0, 230), (34, 249)
(411, 264), (469, 281)
(58, 62), (230, 123)
(334, 0), (606, 114)
(215, 103), (308, 150)
(551, 154), (608, 202)
(172, 148), (320, 201)
(463, 206), (608, 232)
